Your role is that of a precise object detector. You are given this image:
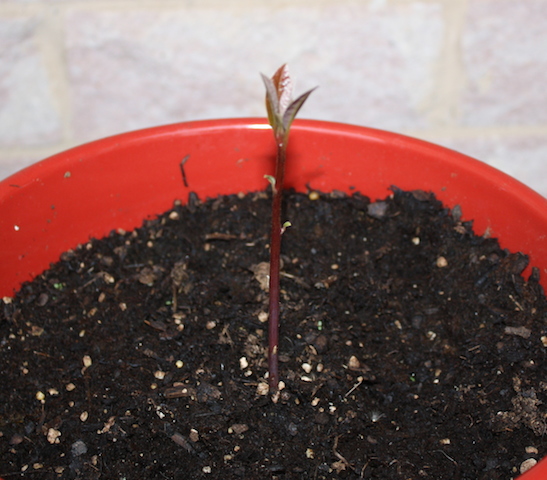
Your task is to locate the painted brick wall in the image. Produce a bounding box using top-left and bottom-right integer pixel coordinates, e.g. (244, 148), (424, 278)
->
(1, 0), (546, 196)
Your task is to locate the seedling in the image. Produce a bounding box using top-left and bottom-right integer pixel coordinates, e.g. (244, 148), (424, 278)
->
(261, 65), (316, 392)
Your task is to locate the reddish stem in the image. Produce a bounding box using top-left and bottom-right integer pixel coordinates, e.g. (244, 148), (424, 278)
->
(268, 139), (287, 392)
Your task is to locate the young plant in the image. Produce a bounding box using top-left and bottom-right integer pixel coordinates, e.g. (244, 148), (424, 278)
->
(261, 65), (316, 392)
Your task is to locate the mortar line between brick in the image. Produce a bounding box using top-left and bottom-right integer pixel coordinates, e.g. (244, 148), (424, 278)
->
(35, 8), (73, 145)
(420, 0), (468, 127)
(0, 0), (452, 16)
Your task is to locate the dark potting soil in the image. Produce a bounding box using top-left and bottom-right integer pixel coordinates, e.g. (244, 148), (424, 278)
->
(2, 188), (547, 480)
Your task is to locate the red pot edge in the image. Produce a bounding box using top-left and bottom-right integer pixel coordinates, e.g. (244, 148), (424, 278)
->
(2, 116), (546, 207)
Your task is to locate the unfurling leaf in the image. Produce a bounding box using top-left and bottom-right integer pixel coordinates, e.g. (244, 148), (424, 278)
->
(272, 64), (293, 118)
(261, 64), (316, 143)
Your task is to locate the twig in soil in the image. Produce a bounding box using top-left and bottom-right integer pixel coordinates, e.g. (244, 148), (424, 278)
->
(280, 271), (312, 289)
(345, 377), (364, 397)
(360, 460), (370, 478)
(310, 378), (327, 398)
(171, 432), (195, 453)
(204, 232), (238, 241)
(261, 64), (316, 392)
(332, 435), (353, 471)
(218, 323), (233, 345)
(436, 449), (458, 465)
(509, 293), (524, 311)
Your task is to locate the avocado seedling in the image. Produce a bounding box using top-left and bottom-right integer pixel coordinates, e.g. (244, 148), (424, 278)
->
(261, 65), (316, 392)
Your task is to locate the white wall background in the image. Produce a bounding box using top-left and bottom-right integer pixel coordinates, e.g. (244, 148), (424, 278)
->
(1, 0), (547, 196)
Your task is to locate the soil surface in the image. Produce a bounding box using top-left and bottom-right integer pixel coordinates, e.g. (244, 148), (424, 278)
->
(2, 188), (547, 480)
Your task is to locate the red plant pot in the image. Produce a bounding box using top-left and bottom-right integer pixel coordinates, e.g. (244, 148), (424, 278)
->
(1, 119), (546, 479)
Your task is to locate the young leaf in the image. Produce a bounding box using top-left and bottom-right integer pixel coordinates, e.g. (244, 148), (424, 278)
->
(261, 74), (281, 131)
(261, 64), (316, 142)
(282, 88), (317, 133)
(272, 64), (293, 120)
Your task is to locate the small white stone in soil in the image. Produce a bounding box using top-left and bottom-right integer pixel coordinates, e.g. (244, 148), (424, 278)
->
(526, 446), (539, 454)
(156, 409), (165, 419)
(189, 429), (199, 442)
(520, 458), (538, 474)
(239, 357), (249, 370)
(80, 411), (89, 422)
(412, 237), (420, 245)
(541, 336), (547, 347)
(202, 466), (212, 474)
(103, 273), (115, 283)
(66, 383), (76, 391)
(256, 382), (269, 396)
(436, 256), (448, 267)
(301, 363), (312, 374)
(258, 311), (268, 323)
(308, 191), (320, 201)
(439, 438), (450, 445)
(82, 355), (92, 368)
(306, 448), (315, 459)
(36, 391), (45, 401)
(47, 428), (61, 444)
(348, 355), (360, 370)
(154, 370), (166, 380)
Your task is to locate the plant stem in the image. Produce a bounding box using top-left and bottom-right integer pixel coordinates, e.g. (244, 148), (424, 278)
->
(268, 139), (286, 392)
